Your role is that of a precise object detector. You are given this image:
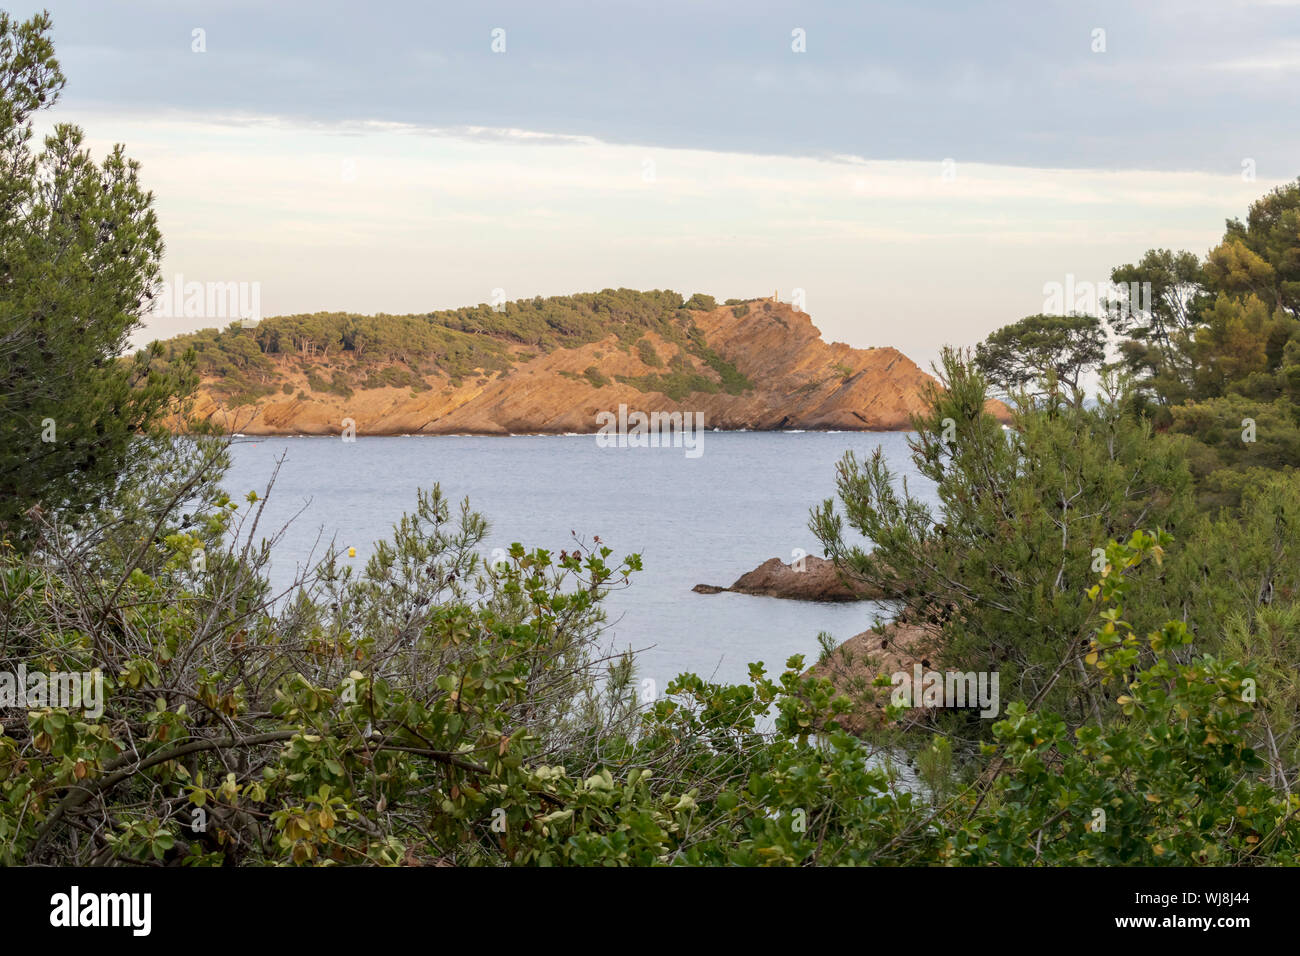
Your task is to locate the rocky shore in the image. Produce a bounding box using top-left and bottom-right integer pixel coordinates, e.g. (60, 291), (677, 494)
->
(692, 554), (888, 601)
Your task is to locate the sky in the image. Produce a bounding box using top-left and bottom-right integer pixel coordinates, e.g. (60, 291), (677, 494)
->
(15, 0), (1300, 367)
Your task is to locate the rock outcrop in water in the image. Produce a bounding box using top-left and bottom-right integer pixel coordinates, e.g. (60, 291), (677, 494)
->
(693, 555), (887, 601)
(166, 294), (1009, 435)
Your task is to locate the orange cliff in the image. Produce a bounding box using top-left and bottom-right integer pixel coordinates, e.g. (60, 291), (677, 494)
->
(179, 298), (1009, 435)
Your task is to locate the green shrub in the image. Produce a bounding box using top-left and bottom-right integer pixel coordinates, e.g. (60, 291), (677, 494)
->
(636, 338), (662, 368)
(699, 347), (753, 394)
(620, 370), (718, 401)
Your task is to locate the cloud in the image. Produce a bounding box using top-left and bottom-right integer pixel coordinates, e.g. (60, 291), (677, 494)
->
(18, 0), (1300, 173)
(1213, 40), (1300, 71)
(34, 105), (1270, 368)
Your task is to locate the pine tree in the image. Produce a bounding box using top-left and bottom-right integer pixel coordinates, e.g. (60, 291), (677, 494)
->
(0, 12), (195, 542)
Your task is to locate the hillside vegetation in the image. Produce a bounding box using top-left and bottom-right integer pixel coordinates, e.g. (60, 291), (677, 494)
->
(160, 289), (751, 407)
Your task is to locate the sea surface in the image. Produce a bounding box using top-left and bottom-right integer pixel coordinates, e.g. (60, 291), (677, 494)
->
(223, 431), (937, 689)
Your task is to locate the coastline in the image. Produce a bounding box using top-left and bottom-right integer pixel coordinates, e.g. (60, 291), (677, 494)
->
(216, 424), (913, 438)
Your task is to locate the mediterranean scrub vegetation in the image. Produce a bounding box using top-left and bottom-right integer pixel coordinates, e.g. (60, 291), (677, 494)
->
(158, 287), (752, 404)
(4, 12), (1300, 865)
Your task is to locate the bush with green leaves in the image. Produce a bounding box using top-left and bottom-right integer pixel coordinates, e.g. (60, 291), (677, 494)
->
(635, 338), (662, 368)
(947, 531), (1300, 865)
(812, 349), (1196, 738)
(7, 466), (1299, 866)
(1, 436), (652, 865)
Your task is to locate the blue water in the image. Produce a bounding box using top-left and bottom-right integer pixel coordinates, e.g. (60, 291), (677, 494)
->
(222, 432), (935, 689)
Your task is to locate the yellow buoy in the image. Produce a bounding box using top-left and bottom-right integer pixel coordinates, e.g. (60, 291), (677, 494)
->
(347, 547), (356, 557)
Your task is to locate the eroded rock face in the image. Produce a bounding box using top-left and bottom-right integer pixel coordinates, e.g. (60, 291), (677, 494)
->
(178, 299), (1011, 435)
(693, 555), (885, 602)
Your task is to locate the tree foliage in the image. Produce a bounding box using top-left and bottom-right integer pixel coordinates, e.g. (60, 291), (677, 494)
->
(813, 350), (1196, 735)
(7, 458), (1298, 864)
(0, 12), (195, 543)
(974, 312), (1105, 399)
(160, 289), (753, 401)
(1108, 248), (1205, 407)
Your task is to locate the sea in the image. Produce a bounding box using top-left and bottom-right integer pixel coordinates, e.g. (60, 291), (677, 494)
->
(222, 431), (937, 690)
